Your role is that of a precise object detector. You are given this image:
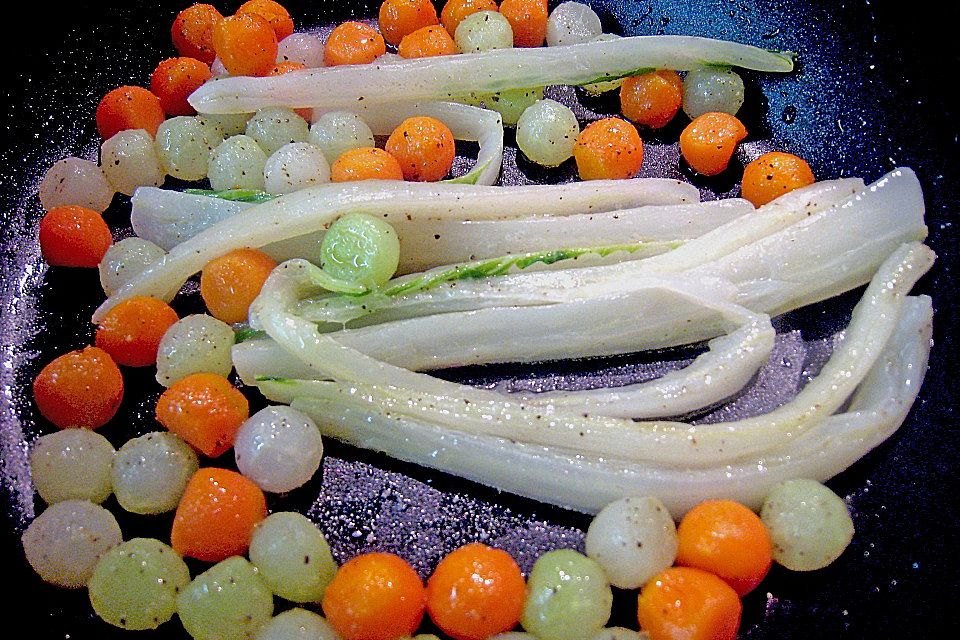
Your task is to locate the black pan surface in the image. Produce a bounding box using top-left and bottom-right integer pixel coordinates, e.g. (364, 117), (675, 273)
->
(1, 1), (958, 637)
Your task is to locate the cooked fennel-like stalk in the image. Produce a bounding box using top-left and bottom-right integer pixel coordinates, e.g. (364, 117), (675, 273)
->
(189, 36), (794, 113)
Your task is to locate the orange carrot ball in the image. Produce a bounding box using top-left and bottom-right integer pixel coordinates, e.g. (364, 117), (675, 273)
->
(237, 0), (295, 41)
(170, 467), (267, 562)
(151, 57), (213, 116)
(398, 24), (460, 58)
(322, 552), (426, 640)
(33, 346), (124, 430)
(199, 248), (278, 325)
(171, 3), (224, 64)
(95, 296), (179, 368)
(385, 116), (456, 182)
(156, 372), (249, 458)
(679, 112), (747, 177)
(212, 12), (279, 77)
(441, 0), (500, 38)
(620, 70), (684, 129)
(499, 0), (548, 47)
(573, 117), (645, 180)
(637, 566), (742, 640)
(95, 86), (166, 140)
(331, 147), (405, 182)
(38, 205), (113, 268)
(324, 21), (387, 67)
(379, 0), (441, 47)
(741, 151), (816, 207)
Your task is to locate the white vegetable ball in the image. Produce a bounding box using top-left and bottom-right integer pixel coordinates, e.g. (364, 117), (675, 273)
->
(277, 33), (325, 68)
(208, 135), (269, 191)
(199, 112), (252, 137)
(455, 11), (514, 53)
(761, 478), (855, 571)
(591, 628), (647, 640)
(264, 143), (331, 194)
(30, 429), (115, 505)
(39, 157), (114, 212)
(100, 129), (165, 196)
(479, 87), (545, 126)
(516, 99), (580, 167)
(546, 2), (603, 47)
(255, 608), (340, 640)
(249, 512), (337, 603)
(682, 68), (746, 119)
(99, 237), (166, 298)
(112, 432), (200, 514)
(246, 108), (310, 157)
(155, 116), (224, 181)
(21, 500), (122, 588)
(155, 314), (235, 387)
(234, 406), (324, 493)
(309, 111), (375, 165)
(585, 496), (678, 589)
(582, 34), (624, 95)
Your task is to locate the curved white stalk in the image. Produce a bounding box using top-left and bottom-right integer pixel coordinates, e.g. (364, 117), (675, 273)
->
(190, 36), (793, 113)
(96, 178), (698, 321)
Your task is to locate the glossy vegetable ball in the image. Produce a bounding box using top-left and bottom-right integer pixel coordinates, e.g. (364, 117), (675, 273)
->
(679, 112), (747, 177)
(213, 12), (279, 77)
(760, 478), (855, 571)
(385, 116), (456, 181)
(441, 0), (499, 38)
(379, 0), (440, 46)
(151, 57), (212, 116)
(309, 111), (376, 165)
(500, 0), (548, 47)
(456, 11), (514, 53)
(249, 511), (337, 603)
(156, 372), (250, 458)
(516, 98), (579, 166)
(200, 247), (278, 325)
(155, 314), (235, 387)
(522, 549), (613, 640)
(100, 129), (166, 196)
(112, 432), (200, 514)
(676, 499), (772, 596)
(208, 134), (269, 191)
(277, 32), (326, 68)
(324, 21), (387, 66)
(172, 3), (223, 64)
(99, 238), (166, 298)
(426, 543), (526, 640)
(95, 295), (179, 367)
(255, 608), (341, 640)
(636, 566), (741, 640)
(200, 111), (253, 137)
(546, 1), (601, 47)
(264, 142), (331, 194)
(331, 147), (405, 182)
(171, 467), (268, 562)
(30, 429), (115, 505)
(155, 115), (224, 181)
(39, 205), (113, 268)
(246, 107), (310, 156)
(574, 118), (644, 180)
(21, 499), (122, 588)
(320, 213), (401, 288)
(740, 151), (816, 207)
(682, 68), (745, 120)
(322, 552), (426, 640)
(178, 556), (275, 640)
(398, 24), (460, 58)
(89, 538), (191, 630)
(477, 87), (544, 126)
(234, 405), (324, 493)
(39, 157), (114, 213)
(96, 86), (165, 140)
(620, 70), (683, 129)
(238, 0), (295, 41)
(33, 346), (123, 429)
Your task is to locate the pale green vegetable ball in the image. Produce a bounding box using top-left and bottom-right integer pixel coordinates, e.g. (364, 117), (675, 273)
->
(516, 99), (580, 167)
(277, 33), (325, 68)
(99, 237), (166, 298)
(546, 2), (602, 47)
(455, 11), (514, 53)
(249, 512), (336, 603)
(246, 108), (310, 157)
(112, 432), (199, 514)
(761, 478), (855, 571)
(582, 34), (624, 95)
(208, 135), (269, 191)
(682, 68), (746, 119)
(155, 314), (235, 387)
(178, 556), (275, 640)
(591, 627), (648, 640)
(522, 549), (613, 640)
(234, 407), (324, 494)
(199, 112), (252, 137)
(320, 212), (400, 288)
(255, 608), (341, 640)
(155, 116), (224, 181)
(101, 129), (165, 196)
(88, 538), (191, 630)
(477, 87), (545, 126)
(39, 157), (114, 212)
(263, 142), (331, 195)
(30, 429), (115, 505)
(585, 496), (678, 589)
(309, 111), (375, 165)
(21, 499), (122, 588)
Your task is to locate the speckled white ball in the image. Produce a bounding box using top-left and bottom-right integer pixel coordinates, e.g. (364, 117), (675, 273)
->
(30, 429), (115, 505)
(246, 108), (310, 157)
(277, 33), (326, 68)
(546, 2), (602, 47)
(39, 157), (115, 212)
(99, 237), (166, 298)
(155, 116), (224, 181)
(199, 112), (252, 137)
(682, 68), (746, 119)
(309, 111), (375, 165)
(155, 314), (235, 387)
(455, 11), (514, 53)
(264, 143), (330, 194)
(112, 432), (200, 515)
(516, 99), (580, 167)
(234, 406), (323, 493)
(255, 608), (340, 640)
(101, 129), (165, 196)
(208, 135), (269, 191)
